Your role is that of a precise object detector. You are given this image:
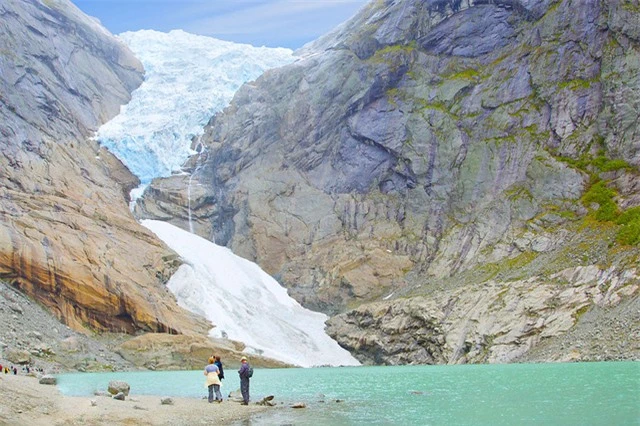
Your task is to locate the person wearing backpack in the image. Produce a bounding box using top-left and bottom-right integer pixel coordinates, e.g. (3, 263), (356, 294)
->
(238, 356), (253, 405)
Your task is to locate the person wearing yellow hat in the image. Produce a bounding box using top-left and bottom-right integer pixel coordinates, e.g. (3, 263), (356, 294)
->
(238, 356), (252, 405)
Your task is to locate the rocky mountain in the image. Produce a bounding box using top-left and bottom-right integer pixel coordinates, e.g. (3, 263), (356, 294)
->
(138, 0), (640, 363)
(0, 0), (209, 336)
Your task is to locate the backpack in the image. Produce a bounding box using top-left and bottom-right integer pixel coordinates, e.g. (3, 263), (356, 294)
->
(247, 366), (254, 378)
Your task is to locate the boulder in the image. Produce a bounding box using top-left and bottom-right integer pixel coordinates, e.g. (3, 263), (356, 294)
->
(5, 349), (31, 364)
(257, 395), (276, 406)
(39, 375), (57, 385)
(108, 380), (130, 396)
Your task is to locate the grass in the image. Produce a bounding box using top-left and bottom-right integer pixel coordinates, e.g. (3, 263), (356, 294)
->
(448, 69), (480, 81)
(370, 42), (417, 64)
(616, 207), (640, 245)
(581, 180), (618, 222)
(558, 78), (597, 91)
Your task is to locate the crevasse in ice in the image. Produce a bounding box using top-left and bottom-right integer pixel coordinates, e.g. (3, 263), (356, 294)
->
(96, 29), (295, 185)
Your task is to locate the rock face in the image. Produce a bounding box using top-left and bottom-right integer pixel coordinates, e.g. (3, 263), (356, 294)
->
(326, 265), (639, 365)
(0, 0), (209, 335)
(138, 0), (639, 363)
(115, 333), (292, 371)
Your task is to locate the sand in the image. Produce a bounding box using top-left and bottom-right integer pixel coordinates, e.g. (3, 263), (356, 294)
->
(0, 373), (271, 425)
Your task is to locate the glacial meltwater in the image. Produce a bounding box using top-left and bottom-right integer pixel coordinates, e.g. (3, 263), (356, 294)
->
(56, 362), (639, 425)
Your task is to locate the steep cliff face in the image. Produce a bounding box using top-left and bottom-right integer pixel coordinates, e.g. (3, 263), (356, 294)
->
(139, 0), (639, 362)
(0, 0), (209, 335)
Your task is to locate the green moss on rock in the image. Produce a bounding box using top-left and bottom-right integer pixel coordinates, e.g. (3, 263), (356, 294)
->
(616, 207), (640, 245)
(581, 180), (619, 222)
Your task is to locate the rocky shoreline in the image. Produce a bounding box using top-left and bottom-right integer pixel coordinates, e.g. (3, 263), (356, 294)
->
(0, 374), (270, 426)
(0, 280), (281, 424)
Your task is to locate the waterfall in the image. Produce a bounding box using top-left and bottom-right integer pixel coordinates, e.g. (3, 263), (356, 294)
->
(187, 148), (206, 234)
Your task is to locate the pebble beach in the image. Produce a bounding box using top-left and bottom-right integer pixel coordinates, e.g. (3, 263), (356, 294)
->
(0, 373), (270, 425)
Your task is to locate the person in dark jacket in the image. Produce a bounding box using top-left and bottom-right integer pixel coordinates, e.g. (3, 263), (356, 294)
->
(238, 356), (251, 405)
(214, 355), (224, 381)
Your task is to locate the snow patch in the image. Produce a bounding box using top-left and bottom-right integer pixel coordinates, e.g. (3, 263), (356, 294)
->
(142, 220), (360, 368)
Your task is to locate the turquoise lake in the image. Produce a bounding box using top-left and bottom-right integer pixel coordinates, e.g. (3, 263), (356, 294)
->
(56, 362), (639, 425)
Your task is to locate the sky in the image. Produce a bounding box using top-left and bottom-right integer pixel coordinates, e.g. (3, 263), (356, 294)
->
(73, 0), (369, 49)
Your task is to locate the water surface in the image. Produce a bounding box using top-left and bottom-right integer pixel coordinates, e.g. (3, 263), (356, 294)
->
(57, 362), (639, 425)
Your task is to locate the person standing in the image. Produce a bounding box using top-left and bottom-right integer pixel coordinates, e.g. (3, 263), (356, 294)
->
(203, 357), (223, 403)
(238, 356), (252, 405)
(214, 355), (224, 381)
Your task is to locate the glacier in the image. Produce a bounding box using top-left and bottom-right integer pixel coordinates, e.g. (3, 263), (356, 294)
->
(142, 220), (360, 368)
(96, 29), (295, 187)
(98, 30), (356, 368)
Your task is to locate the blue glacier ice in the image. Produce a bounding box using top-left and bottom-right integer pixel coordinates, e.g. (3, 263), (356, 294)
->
(96, 29), (295, 187)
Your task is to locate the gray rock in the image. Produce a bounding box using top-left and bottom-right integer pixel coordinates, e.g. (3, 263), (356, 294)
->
(257, 395), (276, 406)
(39, 375), (57, 385)
(27, 331), (42, 340)
(160, 397), (174, 405)
(5, 349), (31, 364)
(108, 380), (130, 396)
(113, 392), (126, 401)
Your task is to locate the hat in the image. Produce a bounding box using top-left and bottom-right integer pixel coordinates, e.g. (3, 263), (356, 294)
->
(240, 356), (247, 362)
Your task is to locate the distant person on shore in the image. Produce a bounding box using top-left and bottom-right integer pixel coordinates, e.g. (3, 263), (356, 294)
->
(203, 357), (223, 403)
(238, 356), (252, 405)
(214, 356), (224, 381)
